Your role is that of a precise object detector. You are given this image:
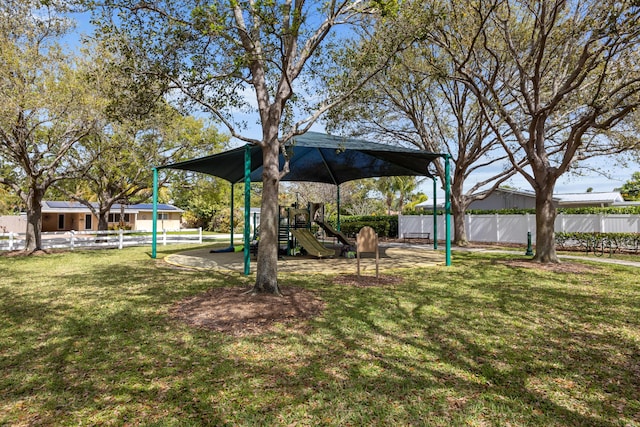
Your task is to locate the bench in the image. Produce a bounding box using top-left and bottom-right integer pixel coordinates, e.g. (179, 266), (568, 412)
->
(403, 232), (431, 243)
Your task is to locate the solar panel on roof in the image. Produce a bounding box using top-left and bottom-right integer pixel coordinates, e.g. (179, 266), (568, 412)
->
(45, 201), (91, 209)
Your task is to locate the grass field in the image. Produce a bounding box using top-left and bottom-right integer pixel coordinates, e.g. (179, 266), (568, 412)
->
(1, 246), (638, 426)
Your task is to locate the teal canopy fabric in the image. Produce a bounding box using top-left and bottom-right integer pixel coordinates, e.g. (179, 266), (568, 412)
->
(159, 132), (442, 184)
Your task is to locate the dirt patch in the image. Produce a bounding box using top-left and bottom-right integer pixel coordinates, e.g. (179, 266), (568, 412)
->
(0, 249), (62, 257)
(169, 274), (405, 336)
(332, 274), (404, 287)
(169, 286), (326, 336)
(498, 259), (598, 274)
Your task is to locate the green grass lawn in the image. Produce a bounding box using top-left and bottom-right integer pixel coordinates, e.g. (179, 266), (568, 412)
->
(1, 246), (638, 426)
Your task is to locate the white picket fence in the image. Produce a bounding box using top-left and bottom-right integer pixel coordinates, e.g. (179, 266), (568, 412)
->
(0, 228), (206, 251)
(400, 213), (640, 244)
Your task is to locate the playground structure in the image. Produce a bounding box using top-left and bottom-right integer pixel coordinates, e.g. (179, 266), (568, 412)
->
(152, 132), (453, 274)
(276, 202), (349, 258)
(290, 229), (334, 258)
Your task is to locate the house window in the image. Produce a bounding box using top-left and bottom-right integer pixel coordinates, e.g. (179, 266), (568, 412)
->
(108, 213), (130, 223)
(58, 214), (65, 229)
(158, 213), (169, 220)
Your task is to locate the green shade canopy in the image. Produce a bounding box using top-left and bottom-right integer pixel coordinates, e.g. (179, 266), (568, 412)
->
(152, 132), (451, 267)
(158, 132), (440, 184)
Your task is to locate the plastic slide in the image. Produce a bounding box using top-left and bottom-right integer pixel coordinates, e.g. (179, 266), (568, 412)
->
(315, 219), (353, 246)
(290, 229), (335, 258)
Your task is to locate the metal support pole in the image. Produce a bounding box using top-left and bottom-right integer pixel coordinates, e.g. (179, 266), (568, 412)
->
(433, 176), (438, 250)
(337, 185), (341, 231)
(230, 183), (234, 247)
(152, 167), (158, 259)
(444, 155), (452, 266)
(243, 144), (251, 276)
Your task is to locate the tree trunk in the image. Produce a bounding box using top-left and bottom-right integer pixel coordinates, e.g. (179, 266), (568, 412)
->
(533, 183), (559, 263)
(451, 182), (468, 245)
(254, 142), (281, 295)
(98, 211), (109, 231)
(24, 186), (44, 253)
(452, 205), (468, 246)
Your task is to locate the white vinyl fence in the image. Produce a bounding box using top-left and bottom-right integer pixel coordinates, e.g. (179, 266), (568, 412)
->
(0, 228), (207, 252)
(400, 213), (640, 244)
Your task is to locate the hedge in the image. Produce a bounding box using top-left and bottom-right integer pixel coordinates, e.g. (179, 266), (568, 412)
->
(334, 215), (398, 238)
(465, 206), (640, 215)
(555, 231), (640, 255)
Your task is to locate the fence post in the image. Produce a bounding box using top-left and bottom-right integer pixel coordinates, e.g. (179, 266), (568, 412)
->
(8, 232), (14, 251)
(495, 213), (500, 243)
(163, 229), (167, 246)
(118, 229), (124, 250)
(198, 227), (203, 244)
(70, 230), (75, 250)
(600, 214), (605, 233)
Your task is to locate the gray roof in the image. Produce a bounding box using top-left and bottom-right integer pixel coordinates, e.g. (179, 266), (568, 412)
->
(555, 192), (625, 205)
(42, 201), (182, 213)
(416, 190), (629, 210)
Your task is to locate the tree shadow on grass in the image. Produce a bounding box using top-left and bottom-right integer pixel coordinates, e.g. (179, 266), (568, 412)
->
(2, 250), (638, 425)
(281, 262), (640, 426)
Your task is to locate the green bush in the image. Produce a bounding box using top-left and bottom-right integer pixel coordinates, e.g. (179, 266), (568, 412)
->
(339, 221), (389, 238)
(337, 215), (398, 238)
(556, 231), (640, 254)
(107, 224), (132, 231)
(558, 206), (640, 215)
(464, 206), (640, 215)
(210, 208), (244, 233)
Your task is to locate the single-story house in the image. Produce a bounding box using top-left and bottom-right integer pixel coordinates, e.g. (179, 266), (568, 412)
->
(415, 188), (632, 211)
(554, 191), (626, 208)
(415, 188), (545, 211)
(41, 201), (183, 232)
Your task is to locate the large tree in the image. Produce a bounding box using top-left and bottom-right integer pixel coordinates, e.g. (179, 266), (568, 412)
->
(55, 42), (230, 231)
(0, 1), (99, 252)
(375, 176), (422, 214)
(326, 45), (524, 245)
(285, 178), (381, 218)
(64, 108), (227, 231)
(424, 0), (640, 261)
(92, 0), (402, 294)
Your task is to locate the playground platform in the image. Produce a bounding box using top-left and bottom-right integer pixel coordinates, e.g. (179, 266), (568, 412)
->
(164, 243), (445, 274)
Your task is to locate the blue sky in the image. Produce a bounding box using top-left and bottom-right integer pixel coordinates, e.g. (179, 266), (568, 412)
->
(66, 10), (639, 198)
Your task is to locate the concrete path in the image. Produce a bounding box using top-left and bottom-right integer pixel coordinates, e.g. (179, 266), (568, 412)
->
(165, 243), (445, 275)
(164, 242), (640, 273)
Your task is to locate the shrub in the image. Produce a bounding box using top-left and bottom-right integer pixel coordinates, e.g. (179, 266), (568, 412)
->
(210, 208), (244, 233)
(555, 231), (640, 254)
(337, 215), (398, 238)
(464, 206), (640, 215)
